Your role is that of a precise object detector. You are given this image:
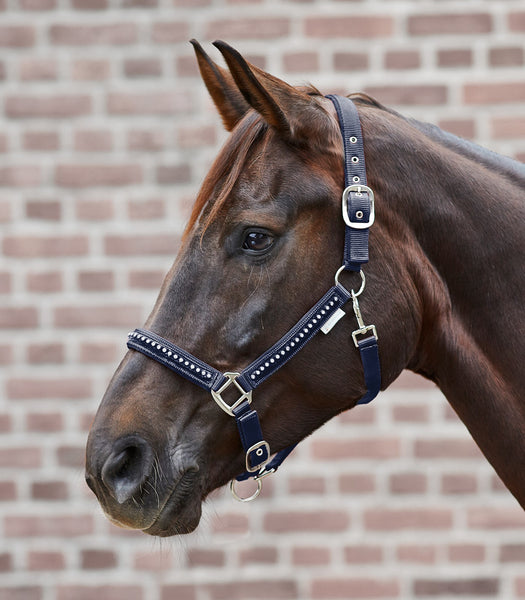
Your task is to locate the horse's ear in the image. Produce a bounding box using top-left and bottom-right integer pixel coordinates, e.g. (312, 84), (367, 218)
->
(213, 40), (320, 142)
(190, 39), (250, 132)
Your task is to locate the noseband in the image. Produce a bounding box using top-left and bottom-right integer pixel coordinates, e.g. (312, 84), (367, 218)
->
(126, 96), (381, 502)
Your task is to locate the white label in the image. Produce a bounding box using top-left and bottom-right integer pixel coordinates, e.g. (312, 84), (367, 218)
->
(321, 308), (346, 334)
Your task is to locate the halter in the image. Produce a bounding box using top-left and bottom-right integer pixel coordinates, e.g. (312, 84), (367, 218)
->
(126, 96), (381, 502)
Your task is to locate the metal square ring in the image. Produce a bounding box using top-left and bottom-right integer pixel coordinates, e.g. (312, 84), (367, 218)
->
(211, 372), (252, 417)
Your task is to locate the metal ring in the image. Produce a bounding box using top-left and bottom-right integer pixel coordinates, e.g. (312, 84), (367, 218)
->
(230, 478), (262, 503)
(334, 267), (366, 297)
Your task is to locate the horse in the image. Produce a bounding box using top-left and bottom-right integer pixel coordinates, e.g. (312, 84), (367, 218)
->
(85, 40), (525, 537)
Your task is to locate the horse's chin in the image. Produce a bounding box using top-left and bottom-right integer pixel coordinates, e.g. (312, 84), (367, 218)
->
(142, 488), (203, 537)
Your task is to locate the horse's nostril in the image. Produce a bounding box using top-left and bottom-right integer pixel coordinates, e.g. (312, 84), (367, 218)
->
(101, 436), (154, 505)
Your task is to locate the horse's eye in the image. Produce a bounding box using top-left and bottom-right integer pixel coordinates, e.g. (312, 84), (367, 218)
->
(242, 231), (274, 254)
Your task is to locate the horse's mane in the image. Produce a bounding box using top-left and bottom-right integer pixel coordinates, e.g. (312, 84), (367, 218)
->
(350, 93), (525, 188)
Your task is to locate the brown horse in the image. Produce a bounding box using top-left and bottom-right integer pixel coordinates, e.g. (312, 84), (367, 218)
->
(85, 41), (525, 537)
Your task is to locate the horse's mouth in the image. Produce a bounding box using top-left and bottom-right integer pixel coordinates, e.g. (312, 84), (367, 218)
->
(142, 470), (202, 537)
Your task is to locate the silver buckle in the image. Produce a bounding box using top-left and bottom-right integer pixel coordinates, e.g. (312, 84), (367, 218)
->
(211, 372), (252, 417)
(342, 184), (375, 229)
(245, 440), (271, 473)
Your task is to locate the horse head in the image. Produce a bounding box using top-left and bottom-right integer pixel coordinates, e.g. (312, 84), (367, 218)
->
(85, 41), (422, 536)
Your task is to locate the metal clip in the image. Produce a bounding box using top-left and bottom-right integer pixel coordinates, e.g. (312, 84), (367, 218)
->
(351, 290), (378, 347)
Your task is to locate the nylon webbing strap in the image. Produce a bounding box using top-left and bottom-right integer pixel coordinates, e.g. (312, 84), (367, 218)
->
(326, 95), (373, 272)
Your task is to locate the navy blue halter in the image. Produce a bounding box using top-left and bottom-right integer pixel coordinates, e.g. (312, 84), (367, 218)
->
(126, 96), (380, 501)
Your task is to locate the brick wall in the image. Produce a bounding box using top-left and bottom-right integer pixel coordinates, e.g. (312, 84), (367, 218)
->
(1, 1), (524, 599)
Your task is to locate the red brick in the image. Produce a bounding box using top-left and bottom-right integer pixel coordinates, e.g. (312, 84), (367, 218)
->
(26, 271), (63, 292)
(389, 472), (427, 494)
(385, 50), (420, 70)
(50, 24), (137, 45)
(289, 475), (325, 494)
(75, 198), (114, 220)
(27, 551), (65, 570)
(311, 578), (399, 598)
(448, 544), (485, 562)
(177, 125), (216, 149)
(73, 0), (108, 8)
(292, 546), (330, 566)
(0, 588), (42, 600)
(397, 544), (436, 564)
(72, 59), (110, 80)
(239, 547), (278, 566)
(0, 552), (13, 571)
(7, 378), (91, 399)
(500, 544), (525, 562)
(134, 550), (171, 571)
(344, 545), (383, 564)
(78, 270), (114, 291)
(74, 130), (113, 152)
(204, 580), (297, 600)
(187, 549), (225, 568)
(0, 345), (13, 364)
(414, 438), (482, 459)
(211, 512), (249, 535)
(26, 412), (63, 432)
(264, 510), (349, 533)
(20, 0), (55, 7)
(23, 131), (60, 151)
(19, 58), (57, 80)
(206, 17), (290, 39)
(27, 343), (64, 364)
(283, 51), (319, 73)
(441, 473), (477, 494)
(151, 22), (189, 43)
(128, 270), (165, 289)
(0, 272), (11, 293)
(127, 198), (165, 220)
(517, 578), (525, 597)
(339, 473), (375, 494)
(6, 515), (94, 537)
(0, 307), (38, 328)
(79, 342), (118, 363)
(161, 586), (196, 600)
(81, 550), (118, 569)
(312, 437), (400, 460)
(364, 508), (453, 530)
(437, 48), (473, 67)
(127, 129), (165, 151)
(468, 507), (525, 529)
(492, 116), (525, 139)
(0, 166), (41, 186)
(54, 304), (142, 327)
(0, 26), (35, 47)
(408, 13), (492, 35)
(57, 587), (142, 600)
(56, 164), (142, 187)
(464, 82), (525, 105)
(104, 234), (179, 256)
(489, 46), (524, 67)
(439, 118), (475, 139)
(392, 404), (429, 422)
(5, 95), (91, 118)
(364, 84), (447, 106)
(413, 578), (499, 596)
(56, 446), (84, 468)
(0, 481), (17, 500)
(305, 16), (393, 38)
(26, 200), (61, 220)
(124, 58), (162, 78)
(509, 11), (525, 32)
(0, 448), (41, 468)
(107, 91), (191, 115)
(31, 481), (68, 500)
(156, 163), (191, 184)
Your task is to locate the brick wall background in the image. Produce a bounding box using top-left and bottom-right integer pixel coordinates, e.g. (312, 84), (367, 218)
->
(1, 0), (525, 599)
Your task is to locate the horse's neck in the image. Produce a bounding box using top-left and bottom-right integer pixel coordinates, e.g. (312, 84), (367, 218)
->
(375, 125), (525, 507)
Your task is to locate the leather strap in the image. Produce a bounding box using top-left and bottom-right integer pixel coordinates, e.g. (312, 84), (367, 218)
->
(326, 95), (373, 272)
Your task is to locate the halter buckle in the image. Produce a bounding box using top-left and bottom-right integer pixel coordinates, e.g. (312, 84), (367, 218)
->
(342, 184), (375, 229)
(211, 372), (252, 417)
